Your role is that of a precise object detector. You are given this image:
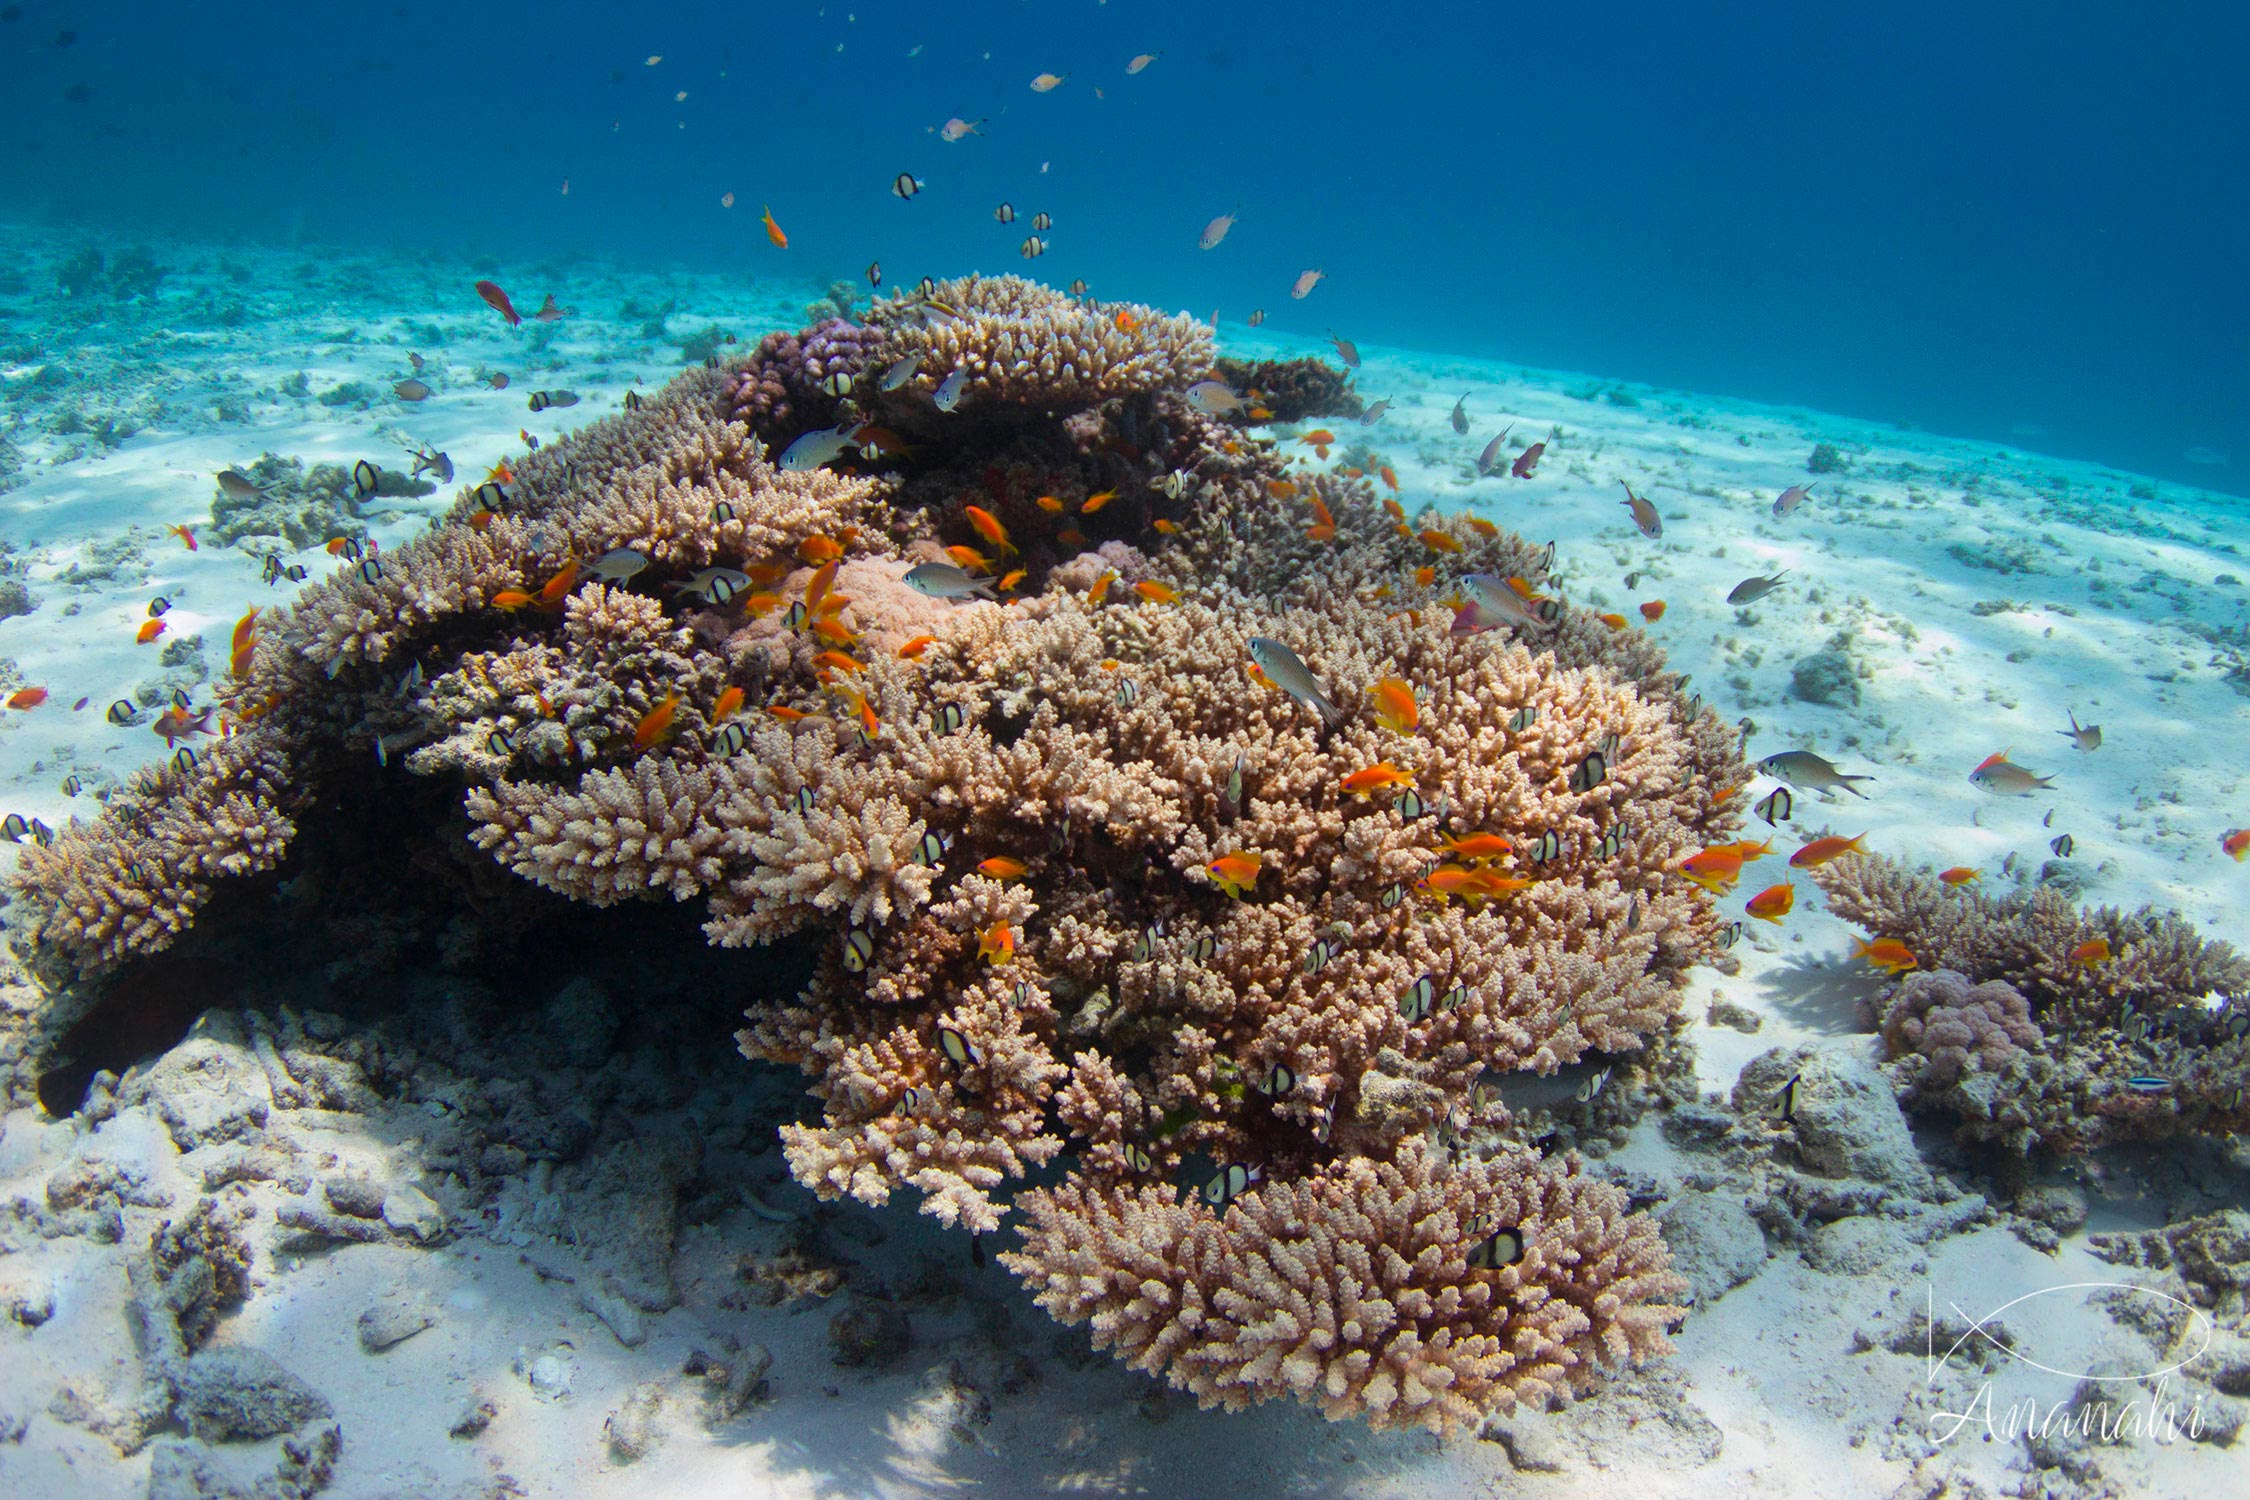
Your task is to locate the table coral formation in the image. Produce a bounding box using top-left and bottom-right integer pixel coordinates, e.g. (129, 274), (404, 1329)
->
(6, 276), (1743, 1432)
(1815, 854), (2250, 1150)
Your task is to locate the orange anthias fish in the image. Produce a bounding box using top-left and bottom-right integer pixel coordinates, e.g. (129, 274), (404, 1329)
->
(713, 686), (745, 721)
(979, 856), (1029, 881)
(1421, 864), (1531, 906)
(1208, 850), (1263, 898)
(492, 588), (536, 611)
(2069, 937), (2112, 967)
(6, 687), (47, 709)
(1134, 580), (1178, 605)
(2221, 828), (2250, 861)
(475, 279), (523, 326)
(487, 459), (516, 486)
(167, 524), (197, 551)
(1464, 516), (1499, 538)
(1340, 763), (1416, 798)
(1597, 613), (1628, 630)
(761, 205), (788, 248)
(798, 534), (844, 565)
(1036, 495), (1066, 514)
(1298, 430), (1336, 448)
(1938, 866), (1982, 886)
(1088, 570), (1116, 605)
(1677, 846), (1748, 893)
(1056, 527), (1089, 548)
(633, 690), (682, 750)
(945, 544), (994, 574)
(805, 558), (840, 612)
(1440, 832), (1515, 863)
(230, 609), (259, 678)
(1371, 677), (1417, 734)
(136, 619), (167, 644)
(1266, 479), (1299, 500)
(897, 635), (937, 660)
(1789, 833), (1868, 869)
(1745, 880), (1795, 924)
(813, 650), (864, 676)
(964, 505), (1016, 556)
(1380, 466), (1400, 491)
(1640, 601), (1667, 622)
(1081, 489), (1116, 513)
(810, 615), (858, 646)
(1420, 529), (1463, 554)
(1853, 937), (1919, 975)
(1721, 836), (1777, 863)
(977, 920), (1015, 965)
(537, 560), (580, 608)
(1413, 566), (1437, 588)
(767, 704), (814, 722)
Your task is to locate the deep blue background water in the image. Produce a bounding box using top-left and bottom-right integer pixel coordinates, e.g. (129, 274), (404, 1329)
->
(4, 0), (2245, 494)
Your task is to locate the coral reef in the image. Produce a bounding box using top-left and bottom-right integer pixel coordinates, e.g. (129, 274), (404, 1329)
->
(1215, 355), (1364, 423)
(8, 275), (1747, 1432)
(1815, 855), (2250, 1151)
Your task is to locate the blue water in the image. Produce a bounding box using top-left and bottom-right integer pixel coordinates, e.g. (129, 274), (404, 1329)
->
(4, 0), (2244, 492)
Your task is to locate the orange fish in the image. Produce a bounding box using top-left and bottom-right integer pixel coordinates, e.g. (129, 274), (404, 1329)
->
(230, 609), (259, 678)
(1504, 576), (1541, 601)
(1745, 881), (1795, 923)
(1299, 430), (1336, 447)
(1721, 836), (1776, 863)
(1382, 499), (1406, 523)
(945, 544), (993, 574)
(805, 558), (840, 610)
(1413, 566), (1436, 588)
(1421, 864), (1529, 905)
(2221, 829), (2250, 861)
(1677, 846), (1747, 893)
(745, 592), (786, 619)
(537, 560), (579, 608)
(6, 688), (47, 709)
(1036, 495), (1066, 514)
(852, 692), (882, 740)
(964, 505), (1016, 556)
(1373, 467), (1396, 492)
(1134, 580), (1178, 604)
(1153, 519), (1180, 535)
(1099, 659), (1121, 672)
(1371, 677), (1417, 734)
(977, 920), (1015, 965)
(1789, 833), (1868, 869)
(999, 568), (1027, 592)
(1089, 570), (1116, 604)
(1081, 489), (1116, 513)
(1207, 850), (1263, 898)
(469, 509), (498, 530)
(1639, 601), (1666, 622)
(490, 587), (535, 612)
(1938, 866), (1981, 886)
(767, 704), (814, 722)
(1114, 309), (1139, 332)
(798, 534), (844, 565)
(167, 524), (197, 551)
(1420, 529), (1462, 554)
(2069, 938), (2111, 967)
(1464, 517), (1498, 538)
(1439, 832), (1515, 863)
(1853, 937), (1918, 975)
(813, 650), (864, 675)
(979, 856), (1029, 881)
(898, 635), (936, 659)
(1339, 466), (1364, 478)
(633, 689), (682, 749)
(747, 562), (791, 586)
(1340, 762), (1416, 798)
(1056, 528), (1089, 548)
(1248, 662), (1278, 690)
(1266, 479), (1299, 500)
(1305, 523), (1336, 543)
(487, 459), (516, 486)
(136, 619), (167, 644)
(761, 204), (787, 248)
(810, 615), (858, 646)
(713, 686), (745, 721)
(1597, 613), (1628, 630)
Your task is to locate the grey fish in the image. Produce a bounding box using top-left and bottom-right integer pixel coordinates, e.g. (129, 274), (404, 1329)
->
(904, 562), (999, 600)
(1184, 380), (1246, 418)
(1450, 393), (1470, 435)
(1772, 483), (1813, 518)
(1453, 573), (1557, 634)
(1968, 753), (2056, 796)
(880, 354), (922, 391)
(1620, 482), (1661, 539)
(1475, 426), (1513, 476)
(1329, 331), (1360, 368)
(2058, 711), (2101, 752)
(585, 547), (652, 583)
(215, 468), (271, 501)
(1727, 571), (1788, 604)
(1758, 750), (1873, 798)
(934, 368), (970, 412)
(666, 566), (752, 605)
(1359, 398), (1390, 425)
(411, 447), (454, 483)
(777, 422), (858, 472)
(1247, 637), (1345, 729)
(394, 378), (432, 402)
(1197, 210), (1237, 250)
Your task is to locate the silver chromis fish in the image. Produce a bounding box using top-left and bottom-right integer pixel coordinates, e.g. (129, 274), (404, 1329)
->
(1475, 426), (1513, 477)
(1450, 393), (1470, 434)
(1184, 380), (1246, 418)
(934, 368), (970, 412)
(1619, 481), (1662, 539)
(904, 562), (999, 600)
(880, 355), (922, 391)
(1968, 751), (2056, 796)
(1727, 571), (1788, 604)
(777, 422), (859, 472)
(1758, 750), (1873, 798)
(1452, 573), (1558, 634)
(584, 547), (651, 583)
(1247, 637), (1345, 729)
(1772, 483), (1813, 518)
(2058, 712), (2101, 751)
(1198, 209), (1237, 250)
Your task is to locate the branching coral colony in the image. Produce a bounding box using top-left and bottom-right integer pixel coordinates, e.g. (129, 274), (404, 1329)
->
(12, 276), (1748, 1433)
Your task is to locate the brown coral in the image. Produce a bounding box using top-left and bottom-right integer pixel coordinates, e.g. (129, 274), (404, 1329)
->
(1215, 355), (1364, 423)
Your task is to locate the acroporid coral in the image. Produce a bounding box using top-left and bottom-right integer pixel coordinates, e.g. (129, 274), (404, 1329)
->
(1815, 854), (2250, 1150)
(8, 274), (1740, 1433)
(1002, 1138), (1680, 1432)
